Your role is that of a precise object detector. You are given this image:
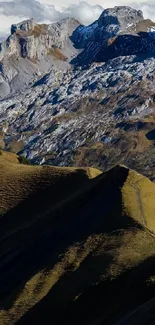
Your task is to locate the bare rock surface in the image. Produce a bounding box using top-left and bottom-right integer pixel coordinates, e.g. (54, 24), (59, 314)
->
(0, 18), (80, 97)
(1, 6), (155, 179)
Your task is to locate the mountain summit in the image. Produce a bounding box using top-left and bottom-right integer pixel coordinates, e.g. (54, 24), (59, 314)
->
(0, 17), (79, 62)
(72, 6), (155, 65)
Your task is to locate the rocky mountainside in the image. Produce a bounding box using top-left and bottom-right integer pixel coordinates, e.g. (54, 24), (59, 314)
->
(1, 152), (155, 324)
(0, 17), (80, 97)
(1, 6), (155, 180)
(1, 53), (155, 179)
(71, 6), (144, 48)
(0, 17), (79, 61)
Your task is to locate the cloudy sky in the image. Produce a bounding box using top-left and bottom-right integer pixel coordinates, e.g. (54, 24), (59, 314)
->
(0, 0), (155, 40)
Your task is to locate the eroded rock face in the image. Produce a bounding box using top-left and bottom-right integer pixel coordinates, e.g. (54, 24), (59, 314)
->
(0, 18), (80, 97)
(0, 35), (19, 61)
(0, 18), (79, 61)
(48, 19), (80, 49)
(11, 18), (37, 34)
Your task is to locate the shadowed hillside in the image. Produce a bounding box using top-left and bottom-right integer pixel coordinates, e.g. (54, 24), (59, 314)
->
(1, 153), (155, 325)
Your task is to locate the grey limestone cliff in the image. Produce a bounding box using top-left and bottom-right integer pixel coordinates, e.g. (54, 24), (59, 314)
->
(0, 18), (80, 97)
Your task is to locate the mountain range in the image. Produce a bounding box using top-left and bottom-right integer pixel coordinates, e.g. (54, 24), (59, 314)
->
(1, 6), (155, 180)
(1, 6), (155, 324)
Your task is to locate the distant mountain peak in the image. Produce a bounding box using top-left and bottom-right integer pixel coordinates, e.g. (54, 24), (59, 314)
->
(0, 17), (79, 62)
(98, 6), (144, 27)
(71, 6), (155, 66)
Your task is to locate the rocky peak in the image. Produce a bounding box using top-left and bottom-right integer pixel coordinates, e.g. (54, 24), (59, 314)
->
(11, 18), (37, 35)
(98, 6), (143, 31)
(0, 17), (80, 98)
(71, 6), (144, 51)
(0, 18), (79, 62)
(71, 6), (154, 66)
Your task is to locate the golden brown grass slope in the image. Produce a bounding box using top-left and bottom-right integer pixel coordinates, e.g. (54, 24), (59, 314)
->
(1, 153), (155, 325)
(0, 151), (101, 215)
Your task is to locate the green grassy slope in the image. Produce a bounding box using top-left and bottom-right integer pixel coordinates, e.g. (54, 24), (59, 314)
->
(1, 154), (155, 325)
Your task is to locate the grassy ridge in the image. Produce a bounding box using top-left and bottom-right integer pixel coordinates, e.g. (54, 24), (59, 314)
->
(1, 153), (155, 325)
(0, 151), (101, 215)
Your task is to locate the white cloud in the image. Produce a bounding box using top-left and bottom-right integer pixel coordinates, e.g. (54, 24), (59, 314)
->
(0, 0), (103, 39)
(63, 2), (103, 25)
(0, 0), (155, 41)
(130, 2), (155, 21)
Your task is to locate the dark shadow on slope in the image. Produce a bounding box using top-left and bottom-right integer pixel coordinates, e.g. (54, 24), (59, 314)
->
(70, 16), (120, 67)
(95, 33), (155, 63)
(65, 254), (155, 325)
(71, 30), (155, 67)
(17, 245), (155, 325)
(17, 243), (116, 325)
(116, 121), (150, 131)
(132, 53), (155, 63)
(0, 166), (139, 315)
(32, 73), (50, 87)
(146, 129), (155, 140)
(69, 24), (86, 49)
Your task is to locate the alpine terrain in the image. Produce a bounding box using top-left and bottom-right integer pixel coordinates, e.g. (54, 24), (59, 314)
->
(1, 4), (155, 325)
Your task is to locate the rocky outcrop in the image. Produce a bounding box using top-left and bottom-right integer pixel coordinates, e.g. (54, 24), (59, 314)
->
(0, 18), (79, 62)
(0, 18), (80, 97)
